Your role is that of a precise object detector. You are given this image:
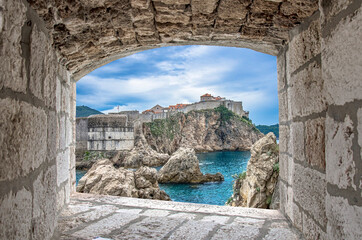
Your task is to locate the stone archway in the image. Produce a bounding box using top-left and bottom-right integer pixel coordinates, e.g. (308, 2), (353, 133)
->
(1, 0), (361, 239)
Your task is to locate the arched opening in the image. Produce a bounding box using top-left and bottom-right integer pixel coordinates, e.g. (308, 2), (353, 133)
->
(74, 45), (279, 206)
(2, 0), (361, 239)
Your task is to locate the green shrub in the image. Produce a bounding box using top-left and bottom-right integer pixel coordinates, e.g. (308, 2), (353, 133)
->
(83, 151), (104, 161)
(226, 197), (233, 205)
(232, 171), (246, 180)
(266, 195), (272, 205)
(214, 105), (234, 122)
(273, 163), (279, 172)
(256, 187), (260, 192)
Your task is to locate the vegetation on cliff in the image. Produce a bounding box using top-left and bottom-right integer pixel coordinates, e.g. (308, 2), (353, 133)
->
(76, 105), (103, 117)
(143, 106), (263, 154)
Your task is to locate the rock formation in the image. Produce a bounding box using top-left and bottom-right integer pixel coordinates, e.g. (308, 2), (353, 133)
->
(227, 133), (279, 208)
(158, 148), (224, 183)
(77, 159), (170, 201)
(144, 108), (263, 154)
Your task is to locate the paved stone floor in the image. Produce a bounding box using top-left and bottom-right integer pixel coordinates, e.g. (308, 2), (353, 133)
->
(55, 193), (303, 240)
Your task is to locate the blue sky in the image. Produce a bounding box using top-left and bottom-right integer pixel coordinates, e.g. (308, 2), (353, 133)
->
(77, 46), (278, 125)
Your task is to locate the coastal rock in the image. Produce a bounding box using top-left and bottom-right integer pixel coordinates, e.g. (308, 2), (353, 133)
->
(227, 133), (279, 208)
(158, 148), (224, 183)
(143, 110), (263, 154)
(77, 159), (170, 201)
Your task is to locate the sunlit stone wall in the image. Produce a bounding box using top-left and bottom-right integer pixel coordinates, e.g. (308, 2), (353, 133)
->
(0, 0), (75, 239)
(278, 0), (362, 238)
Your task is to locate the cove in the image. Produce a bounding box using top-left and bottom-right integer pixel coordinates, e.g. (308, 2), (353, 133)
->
(76, 151), (250, 206)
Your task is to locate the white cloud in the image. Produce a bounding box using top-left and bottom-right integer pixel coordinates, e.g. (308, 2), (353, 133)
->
(77, 45), (278, 124)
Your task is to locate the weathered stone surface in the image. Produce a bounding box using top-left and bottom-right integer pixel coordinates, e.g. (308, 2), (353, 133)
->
(32, 167), (57, 240)
(288, 18), (321, 74)
(158, 148), (223, 183)
(288, 60), (326, 118)
(27, 0), (319, 79)
(0, 189), (32, 240)
(57, 149), (70, 186)
(320, 0), (354, 24)
(302, 212), (327, 240)
(358, 108), (362, 160)
(228, 133), (279, 208)
(326, 194), (362, 239)
(278, 91), (289, 122)
(77, 159), (170, 200)
(0, 98), (47, 181)
(325, 114), (356, 190)
(305, 117), (325, 170)
(0, 0), (27, 93)
(290, 121), (304, 162)
(293, 163), (327, 228)
(323, 7), (362, 106)
(279, 124), (289, 153)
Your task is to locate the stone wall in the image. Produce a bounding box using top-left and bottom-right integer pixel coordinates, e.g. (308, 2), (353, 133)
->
(75, 117), (88, 159)
(278, 1), (362, 238)
(0, 0), (75, 239)
(87, 115), (134, 151)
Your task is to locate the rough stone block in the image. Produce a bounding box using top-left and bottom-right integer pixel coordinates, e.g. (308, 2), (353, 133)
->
(288, 19), (321, 74)
(277, 50), (286, 91)
(326, 194), (362, 239)
(287, 156), (294, 185)
(279, 181), (287, 214)
(130, 0), (151, 9)
(57, 148), (70, 186)
(59, 115), (66, 151)
(293, 163), (327, 228)
(57, 187), (65, 213)
(32, 166), (57, 240)
(290, 121), (305, 162)
(279, 153), (288, 181)
(168, 219), (217, 240)
(66, 116), (72, 147)
(217, 0), (249, 20)
(302, 212), (327, 240)
(192, 0), (219, 15)
(288, 60), (326, 118)
(61, 85), (70, 113)
(56, 77), (62, 112)
(292, 202), (302, 232)
(326, 114), (356, 190)
(278, 90), (289, 122)
(320, 0), (354, 24)
(358, 108), (362, 160)
(47, 110), (58, 162)
(279, 124), (289, 154)
(323, 7), (362, 106)
(305, 117), (326, 170)
(285, 186), (294, 221)
(0, 98), (47, 181)
(0, 189), (32, 240)
(0, 0), (27, 93)
(30, 24), (48, 100)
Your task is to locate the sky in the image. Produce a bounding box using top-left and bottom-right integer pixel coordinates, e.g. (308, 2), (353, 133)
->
(76, 45), (278, 125)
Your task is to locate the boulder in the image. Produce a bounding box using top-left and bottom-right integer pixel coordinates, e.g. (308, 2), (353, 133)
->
(158, 148), (224, 183)
(77, 159), (170, 201)
(227, 133), (279, 208)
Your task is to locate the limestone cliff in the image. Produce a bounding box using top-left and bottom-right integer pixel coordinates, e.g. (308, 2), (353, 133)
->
(227, 133), (279, 208)
(77, 159), (170, 201)
(143, 106), (263, 154)
(158, 148), (224, 183)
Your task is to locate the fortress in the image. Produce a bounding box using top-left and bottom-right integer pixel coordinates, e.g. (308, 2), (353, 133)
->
(76, 94), (249, 154)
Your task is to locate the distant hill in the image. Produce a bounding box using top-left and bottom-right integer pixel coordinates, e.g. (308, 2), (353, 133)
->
(76, 106), (103, 118)
(256, 124), (279, 138)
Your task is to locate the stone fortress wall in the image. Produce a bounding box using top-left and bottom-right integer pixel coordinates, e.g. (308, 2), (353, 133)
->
(75, 99), (249, 153)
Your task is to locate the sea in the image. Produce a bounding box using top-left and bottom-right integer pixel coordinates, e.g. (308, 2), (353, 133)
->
(76, 151), (250, 206)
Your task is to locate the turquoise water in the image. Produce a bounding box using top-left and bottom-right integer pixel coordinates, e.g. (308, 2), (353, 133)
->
(75, 151), (250, 206)
(159, 151), (250, 205)
(76, 170), (87, 185)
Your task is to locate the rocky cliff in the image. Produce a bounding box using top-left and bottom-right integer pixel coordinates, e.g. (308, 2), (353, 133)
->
(158, 148), (224, 183)
(143, 106), (263, 154)
(227, 133), (279, 208)
(77, 159), (170, 201)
